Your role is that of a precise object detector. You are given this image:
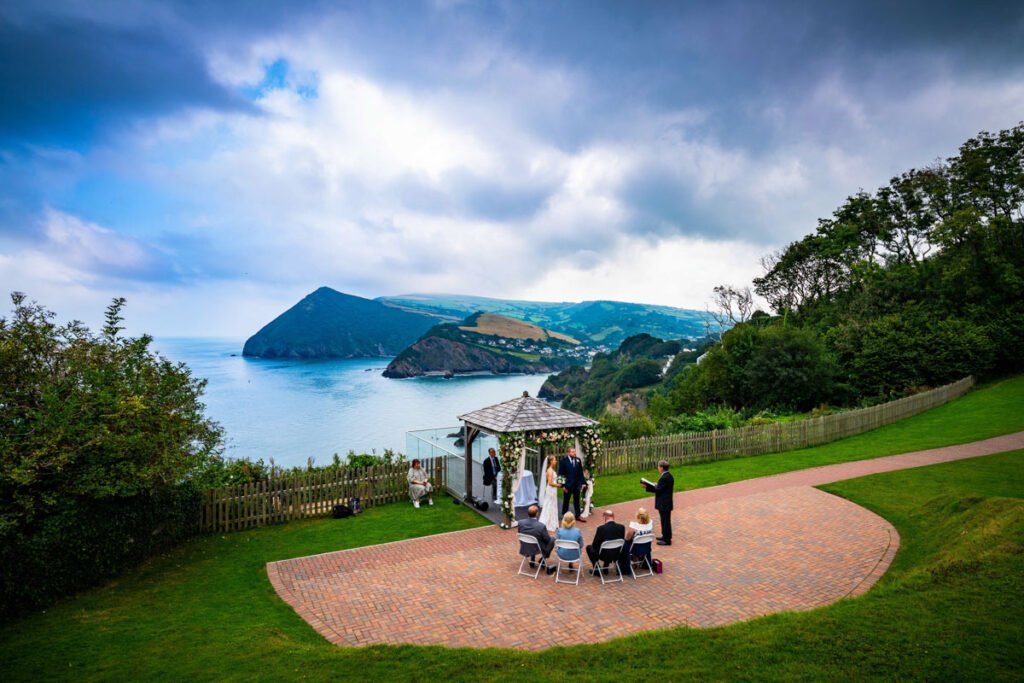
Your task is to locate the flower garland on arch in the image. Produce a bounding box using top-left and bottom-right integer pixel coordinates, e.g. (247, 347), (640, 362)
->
(497, 432), (525, 527)
(496, 426), (602, 528)
(578, 425), (602, 472)
(524, 429), (576, 447)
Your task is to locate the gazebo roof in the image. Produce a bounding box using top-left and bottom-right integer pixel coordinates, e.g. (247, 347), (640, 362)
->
(458, 391), (597, 434)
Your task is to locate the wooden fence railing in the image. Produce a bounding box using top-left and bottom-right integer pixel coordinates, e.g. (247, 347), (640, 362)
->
(594, 376), (975, 475)
(201, 458), (446, 533)
(202, 377), (972, 533)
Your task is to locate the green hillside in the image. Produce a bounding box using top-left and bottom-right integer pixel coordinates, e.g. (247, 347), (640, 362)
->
(378, 293), (711, 347)
(382, 312), (584, 378)
(541, 333), (688, 413)
(243, 287), (436, 359)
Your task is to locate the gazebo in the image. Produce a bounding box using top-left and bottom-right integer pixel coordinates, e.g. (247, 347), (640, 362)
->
(458, 391), (602, 528)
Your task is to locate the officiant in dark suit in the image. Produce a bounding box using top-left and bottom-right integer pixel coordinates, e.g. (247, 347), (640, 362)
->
(642, 460), (675, 545)
(483, 447), (500, 503)
(558, 447), (585, 519)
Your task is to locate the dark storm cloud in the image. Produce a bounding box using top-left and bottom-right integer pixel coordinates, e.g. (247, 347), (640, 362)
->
(0, 9), (252, 146)
(5, 0), (1020, 151)
(2, 0), (1023, 304)
(470, 0), (1024, 149)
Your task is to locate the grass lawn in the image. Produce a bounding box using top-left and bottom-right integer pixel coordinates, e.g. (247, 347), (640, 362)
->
(1, 377), (1022, 681)
(593, 374), (1024, 507)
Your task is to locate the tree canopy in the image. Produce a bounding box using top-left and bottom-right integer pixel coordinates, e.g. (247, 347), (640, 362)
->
(553, 122), (1024, 431)
(0, 294), (223, 535)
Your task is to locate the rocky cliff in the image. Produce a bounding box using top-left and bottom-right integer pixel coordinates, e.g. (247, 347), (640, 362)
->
(383, 336), (575, 378)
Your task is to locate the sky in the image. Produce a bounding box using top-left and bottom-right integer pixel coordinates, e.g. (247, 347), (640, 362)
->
(2, 0), (1023, 337)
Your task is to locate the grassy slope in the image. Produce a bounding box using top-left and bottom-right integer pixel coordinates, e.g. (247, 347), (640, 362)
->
(0, 503), (490, 681)
(460, 313), (581, 344)
(2, 377), (1022, 681)
(593, 374), (1024, 507)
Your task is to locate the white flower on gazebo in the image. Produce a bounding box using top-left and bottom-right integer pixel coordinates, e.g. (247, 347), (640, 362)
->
(458, 391), (602, 528)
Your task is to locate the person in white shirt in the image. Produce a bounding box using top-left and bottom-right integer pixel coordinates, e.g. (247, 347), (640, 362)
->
(619, 507), (654, 572)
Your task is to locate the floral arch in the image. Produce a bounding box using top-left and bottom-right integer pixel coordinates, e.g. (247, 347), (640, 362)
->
(458, 391), (602, 528)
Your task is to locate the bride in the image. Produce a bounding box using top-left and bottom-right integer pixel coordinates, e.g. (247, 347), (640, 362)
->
(538, 455), (561, 533)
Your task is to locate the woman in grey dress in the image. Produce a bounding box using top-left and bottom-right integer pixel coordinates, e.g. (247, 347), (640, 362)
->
(407, 459), (433, 508)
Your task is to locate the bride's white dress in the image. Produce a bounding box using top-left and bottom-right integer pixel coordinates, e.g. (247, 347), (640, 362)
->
(538, 468), (560, 533)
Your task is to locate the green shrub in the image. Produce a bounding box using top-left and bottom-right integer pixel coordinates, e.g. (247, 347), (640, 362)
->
(745, 326), (838, 411)
(0, 294), (220, 616)
(662, 405), (746, 433)
(830, 313), (994, 398)
(0, 483), (201, 617)
(599, 412), (658, 440)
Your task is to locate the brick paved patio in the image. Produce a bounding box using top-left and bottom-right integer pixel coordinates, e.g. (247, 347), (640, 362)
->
(267, 431), (1024, 650)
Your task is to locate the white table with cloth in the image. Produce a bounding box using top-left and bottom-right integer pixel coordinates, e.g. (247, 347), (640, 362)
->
(495, 470), (537, 506)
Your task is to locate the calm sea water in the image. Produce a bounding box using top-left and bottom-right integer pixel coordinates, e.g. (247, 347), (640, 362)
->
(153, 338), (546, 468)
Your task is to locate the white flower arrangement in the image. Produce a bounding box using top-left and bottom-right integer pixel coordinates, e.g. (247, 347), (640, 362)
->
(494, 425), (603, 527)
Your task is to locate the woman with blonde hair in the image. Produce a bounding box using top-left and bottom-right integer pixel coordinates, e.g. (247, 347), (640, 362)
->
(538, 454), (561, 532)
(555, 511), (584, 569)
(620, 507), (654, 572)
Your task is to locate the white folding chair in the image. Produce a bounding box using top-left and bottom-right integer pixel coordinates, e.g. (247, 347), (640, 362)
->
(590, 538), (624, 585)
(628, 533), (655, 579)
(516, 534), (548, 579)
(554, 539), (583, 585)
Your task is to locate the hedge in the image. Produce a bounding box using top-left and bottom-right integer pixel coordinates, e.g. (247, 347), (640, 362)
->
(0, 483), (202, 619)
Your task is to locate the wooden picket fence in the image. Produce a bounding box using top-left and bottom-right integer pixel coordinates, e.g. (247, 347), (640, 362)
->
(201, 458), (446, 533)
(594, 376), (975, 475)
(201, 376), (972, 533)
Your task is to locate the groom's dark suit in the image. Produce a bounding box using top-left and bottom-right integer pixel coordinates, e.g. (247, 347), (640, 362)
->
(482, 452), (500, 501)
(558, 454), (585, 517)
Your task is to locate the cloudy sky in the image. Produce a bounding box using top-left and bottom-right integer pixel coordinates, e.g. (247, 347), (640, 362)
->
(2, 0), (1022, 337)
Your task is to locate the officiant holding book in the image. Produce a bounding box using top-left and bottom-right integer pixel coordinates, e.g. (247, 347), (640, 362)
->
(641, 460), (675, 545)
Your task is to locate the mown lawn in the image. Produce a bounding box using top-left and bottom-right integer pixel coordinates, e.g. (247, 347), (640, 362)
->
(1, 377), (1022, 681)
(594, 374), (1024, 507)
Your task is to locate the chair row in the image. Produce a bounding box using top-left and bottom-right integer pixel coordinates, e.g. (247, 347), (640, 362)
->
(517, 533), (656, 585)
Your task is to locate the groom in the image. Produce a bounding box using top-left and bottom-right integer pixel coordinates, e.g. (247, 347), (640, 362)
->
(558, 447), (585, 520)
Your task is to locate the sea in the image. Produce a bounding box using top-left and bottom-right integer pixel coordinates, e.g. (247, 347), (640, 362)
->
(153, 338), (546, 469)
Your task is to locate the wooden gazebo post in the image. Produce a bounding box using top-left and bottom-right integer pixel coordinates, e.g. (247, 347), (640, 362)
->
(462, 426), (479, 501)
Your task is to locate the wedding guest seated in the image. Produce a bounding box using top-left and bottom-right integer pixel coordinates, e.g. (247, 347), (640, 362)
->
(555, 512), (584, 569)
(620, 507), (654, 573)
(586, 509), (625, 574)
(518, 505), (556, 574)
(406, 459), (433, 508)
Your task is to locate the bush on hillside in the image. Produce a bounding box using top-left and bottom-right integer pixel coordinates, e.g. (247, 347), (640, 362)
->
(661, 405), (746, 433)
(829, 313), (994, 398)
(599, 411), (659, 441)
(0, 484), (201, 616)
(664, 323), (839, 413)
(0, 293), (222, 615)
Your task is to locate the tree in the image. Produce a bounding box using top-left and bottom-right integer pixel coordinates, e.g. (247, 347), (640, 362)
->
(745, 326), (838, 411)
(0, 293), (223, 534)
(708, 284), (755, 330)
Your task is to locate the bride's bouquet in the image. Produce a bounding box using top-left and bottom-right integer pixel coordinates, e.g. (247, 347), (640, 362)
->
(555, 475), (566, 486)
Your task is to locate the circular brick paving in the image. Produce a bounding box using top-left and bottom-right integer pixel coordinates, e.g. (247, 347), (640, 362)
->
(267, 432), (1024, 650)
(268, 487), (896, 650)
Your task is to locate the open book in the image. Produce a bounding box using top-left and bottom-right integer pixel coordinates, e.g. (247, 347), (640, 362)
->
(641, 477), (656, 488)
